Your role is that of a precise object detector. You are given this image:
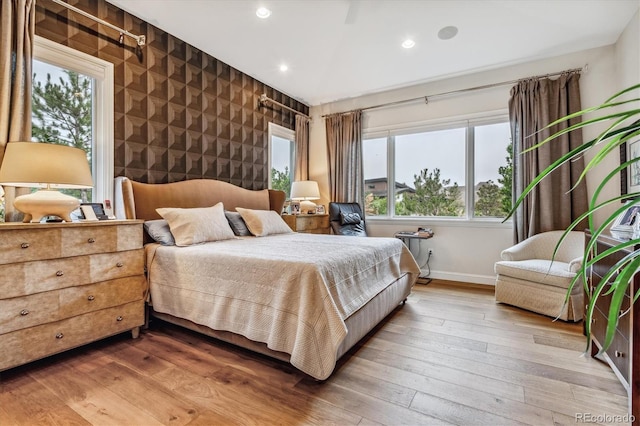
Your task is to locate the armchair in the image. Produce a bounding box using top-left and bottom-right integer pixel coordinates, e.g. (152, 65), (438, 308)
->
(328, 202), (367, 236)
(494, 230), (585, 321)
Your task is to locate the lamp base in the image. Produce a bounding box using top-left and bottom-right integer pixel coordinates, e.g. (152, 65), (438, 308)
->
(14, 190), (80, 223)
(300, 200), (317, 214)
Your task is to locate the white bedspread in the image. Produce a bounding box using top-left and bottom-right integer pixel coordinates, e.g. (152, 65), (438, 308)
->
(145, 233), (420, 379)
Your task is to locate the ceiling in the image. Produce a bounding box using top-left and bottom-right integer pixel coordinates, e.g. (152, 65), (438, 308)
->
(106, 0), (639, 106)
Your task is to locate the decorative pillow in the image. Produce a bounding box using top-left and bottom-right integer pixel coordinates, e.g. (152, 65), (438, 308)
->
(225, 211), (251, 236)
(236, 207), (293, 237)
(340, 211), (362, 225)
(156, 202), (235, 246)
(144, 219), (175, 246)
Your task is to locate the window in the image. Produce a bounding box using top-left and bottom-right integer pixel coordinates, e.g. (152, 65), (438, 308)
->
(268, 123), (295, 198)
(363, 117), (512, 220)
(32, 36), (114, 204)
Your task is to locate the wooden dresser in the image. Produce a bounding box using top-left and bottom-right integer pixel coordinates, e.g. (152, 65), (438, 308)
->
(0, 220), (147, 372)
(588, 233), (639, 423)
(282, 214), (330, 234)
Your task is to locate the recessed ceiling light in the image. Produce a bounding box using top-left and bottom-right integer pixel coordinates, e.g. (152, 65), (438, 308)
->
(438, 26), (458, 40)
(256, 7), (271, 19)
(279, 64), (288, 72)
(401, 39), (415, 49)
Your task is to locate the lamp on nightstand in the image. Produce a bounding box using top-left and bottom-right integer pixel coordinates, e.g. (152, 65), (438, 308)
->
(290, 180), (320, 214)
(0, 142), (93, 223)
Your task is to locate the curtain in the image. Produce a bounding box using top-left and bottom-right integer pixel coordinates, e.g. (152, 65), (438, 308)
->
(294, 114), (309, 181)
(509, 71), (587, 242)
(325, 110), (363, 206)
(0, 0), (35, 222)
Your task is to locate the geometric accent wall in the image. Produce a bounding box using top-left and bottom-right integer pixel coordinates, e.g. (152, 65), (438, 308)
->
(35, 0), (308, 190)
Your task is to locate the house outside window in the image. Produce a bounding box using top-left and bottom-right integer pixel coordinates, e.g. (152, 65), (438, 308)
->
(363, 117), (512, 220)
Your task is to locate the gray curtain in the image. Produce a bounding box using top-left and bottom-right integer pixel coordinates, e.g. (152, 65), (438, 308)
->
(325, 110), (363, 206)
(509, 71), (588, 242)
(294, 114), (309, 181)
(0, 0), (35, 222)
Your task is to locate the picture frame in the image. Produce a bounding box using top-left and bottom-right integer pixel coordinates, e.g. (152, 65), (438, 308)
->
(620, 139), (640, 200)
(316, 204), (325, 214)
(290, 201), (301, 215)
(613, 201), (640, 228)
(79, 202), (109, 220)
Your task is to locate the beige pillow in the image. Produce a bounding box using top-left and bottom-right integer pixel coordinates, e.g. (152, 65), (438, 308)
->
(156, 202), (235, 246)
(236, 207), (293, 237)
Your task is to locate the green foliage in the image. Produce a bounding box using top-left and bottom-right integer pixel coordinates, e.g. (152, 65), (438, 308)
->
(32, 69), (92, 203)
(271, 166), (291, 197)
(474, 180), (504, 217)
(364, 193), (387, 215)
(399, 168), (463, 216)
(498, 142), (513, 215)
(509, 83), (640, 354)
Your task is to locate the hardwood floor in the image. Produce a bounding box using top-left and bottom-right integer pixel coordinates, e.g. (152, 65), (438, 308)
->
(0, 280), (629, 425)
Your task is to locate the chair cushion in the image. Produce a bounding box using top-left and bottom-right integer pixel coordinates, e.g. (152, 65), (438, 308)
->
(494, 259), (576, 289)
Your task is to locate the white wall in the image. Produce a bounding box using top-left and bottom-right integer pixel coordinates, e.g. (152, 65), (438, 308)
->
(308, 16), (638, 285)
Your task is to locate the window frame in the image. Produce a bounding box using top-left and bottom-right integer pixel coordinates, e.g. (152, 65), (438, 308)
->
(267, 122), (296, 193)
(363, 113), (511, 225)
(33, 36), (114, 204)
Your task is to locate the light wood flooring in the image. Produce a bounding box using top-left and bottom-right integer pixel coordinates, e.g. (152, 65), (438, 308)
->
(0, 280), (629, 425)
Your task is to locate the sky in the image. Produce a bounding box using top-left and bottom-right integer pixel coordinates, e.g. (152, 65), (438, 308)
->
(364, 122), (511, 188)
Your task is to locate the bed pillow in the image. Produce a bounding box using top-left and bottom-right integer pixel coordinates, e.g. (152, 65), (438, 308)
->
(144, 219), (176, 246)
(225, 211), (252, 236)
(340, 211), (362, 225)
(156, 202), (235, 246)
(236, 207), (293, 237)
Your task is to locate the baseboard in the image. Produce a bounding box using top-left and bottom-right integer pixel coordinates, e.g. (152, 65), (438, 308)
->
(425, 270), (496, 286)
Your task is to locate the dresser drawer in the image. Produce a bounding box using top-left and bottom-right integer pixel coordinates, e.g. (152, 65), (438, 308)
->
(90, 249), (144, 282)
(117, 223), (143, 251)
(592, 306), (631, 384)
(0, 301), (144, 371)
(0, 291), (60, 334)
(0, 256), (90, 299)
(58, 276), (147, 318)
(0, 228), (61, 265)
(62, 226), (117, 257)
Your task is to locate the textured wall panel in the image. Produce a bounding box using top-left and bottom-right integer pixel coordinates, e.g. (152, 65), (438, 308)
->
(35, 0), (309, 189)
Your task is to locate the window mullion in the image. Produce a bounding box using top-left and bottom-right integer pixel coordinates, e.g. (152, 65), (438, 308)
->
(388, 135), (395, 217)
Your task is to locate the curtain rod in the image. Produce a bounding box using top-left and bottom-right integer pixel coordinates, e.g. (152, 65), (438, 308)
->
(322, 65), (587, 118)
(259, 94), (310, 119)
(50, 0), (146, 46)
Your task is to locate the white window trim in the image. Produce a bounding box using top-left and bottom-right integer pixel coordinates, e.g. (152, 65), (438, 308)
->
(363, 111), (511, 224)
(267, 122), (295, 188)
(33, 36), (115, 204)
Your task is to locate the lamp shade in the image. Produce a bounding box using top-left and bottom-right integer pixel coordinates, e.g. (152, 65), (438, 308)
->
(290, 180), (320, 201)
(0, 142), (93, 189)
(0, 142), (93, 222)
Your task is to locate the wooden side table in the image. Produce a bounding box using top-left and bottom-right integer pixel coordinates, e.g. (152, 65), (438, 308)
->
(282, 214), (330, 234)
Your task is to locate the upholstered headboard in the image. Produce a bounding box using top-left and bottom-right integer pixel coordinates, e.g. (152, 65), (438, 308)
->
(117, 177), (286, 220)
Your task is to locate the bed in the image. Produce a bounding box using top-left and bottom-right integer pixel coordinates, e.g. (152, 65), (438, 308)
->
(117, 177), (420, 380)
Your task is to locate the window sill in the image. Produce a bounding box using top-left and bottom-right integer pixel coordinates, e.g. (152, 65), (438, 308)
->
(366, 216), (512, 229)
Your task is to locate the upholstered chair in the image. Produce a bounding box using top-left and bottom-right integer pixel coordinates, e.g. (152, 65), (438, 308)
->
(494, 230), (585, 321)
(328, 202), (367, 236)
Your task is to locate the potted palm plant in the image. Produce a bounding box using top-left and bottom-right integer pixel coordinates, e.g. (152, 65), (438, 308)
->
(511, 83), (640, 353)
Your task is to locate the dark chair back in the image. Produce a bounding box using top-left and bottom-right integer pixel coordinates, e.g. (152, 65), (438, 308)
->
(328, 202), (367, 236)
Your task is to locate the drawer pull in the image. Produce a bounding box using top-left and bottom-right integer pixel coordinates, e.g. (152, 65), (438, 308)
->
(20, 242), (30, 249)
(20, 309), (29, 316)
(116, 262), (124, 268)
(56, 270), (64, 277)
(87, 237), (96, 243)
(87, 295), (95, 301)
(116, 316), (123, 322)
(615, 350), (625, 358)
(55, 333), (64, 339)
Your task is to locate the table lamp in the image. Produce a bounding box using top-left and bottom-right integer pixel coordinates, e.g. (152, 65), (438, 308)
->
(290, 180), (320, 214)
(0, 142), (93, 223)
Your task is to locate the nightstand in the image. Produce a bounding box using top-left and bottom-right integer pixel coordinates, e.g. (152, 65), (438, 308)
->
(282, 214), (330, 234)
(0, 220), (147, 371)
